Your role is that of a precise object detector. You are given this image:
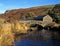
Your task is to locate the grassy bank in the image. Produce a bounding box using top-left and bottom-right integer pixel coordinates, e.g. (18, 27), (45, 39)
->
(0, 18), (28, 46)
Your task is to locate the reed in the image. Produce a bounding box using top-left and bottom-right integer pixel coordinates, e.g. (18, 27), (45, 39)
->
(0, 18), (28, 46)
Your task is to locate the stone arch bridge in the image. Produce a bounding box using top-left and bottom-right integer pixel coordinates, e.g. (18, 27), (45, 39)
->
(20, 20), (50, 27)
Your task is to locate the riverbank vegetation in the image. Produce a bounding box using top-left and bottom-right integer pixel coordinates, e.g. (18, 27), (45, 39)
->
(0, 18), (28, 46)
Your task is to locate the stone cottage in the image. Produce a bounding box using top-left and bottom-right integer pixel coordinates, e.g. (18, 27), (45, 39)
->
(43, 15), (53, 23)
(43, 15), (53, 26)
(33, 15), (53, 22)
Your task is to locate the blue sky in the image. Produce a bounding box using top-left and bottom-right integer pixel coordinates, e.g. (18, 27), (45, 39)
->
(0, 0), (60, 14)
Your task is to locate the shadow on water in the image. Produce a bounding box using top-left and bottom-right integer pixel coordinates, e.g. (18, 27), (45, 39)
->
(14, 38), (60, 46)
(14, 29), (60, 46)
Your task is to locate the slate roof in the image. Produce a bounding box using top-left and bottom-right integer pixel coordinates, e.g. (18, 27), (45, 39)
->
(34, 16), (45, 20)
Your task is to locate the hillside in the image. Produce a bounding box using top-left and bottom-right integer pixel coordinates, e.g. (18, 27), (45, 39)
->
(47, 4), (60, 23)
(0, 5), (54, 22)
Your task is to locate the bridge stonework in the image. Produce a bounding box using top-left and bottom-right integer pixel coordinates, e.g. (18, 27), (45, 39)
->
(20, 20), (48, 27)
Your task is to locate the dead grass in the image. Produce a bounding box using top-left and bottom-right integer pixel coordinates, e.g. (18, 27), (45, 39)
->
(0, 18), (28, 46)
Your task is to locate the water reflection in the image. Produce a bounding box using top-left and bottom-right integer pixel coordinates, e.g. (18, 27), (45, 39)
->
(14, 29), (60, 46)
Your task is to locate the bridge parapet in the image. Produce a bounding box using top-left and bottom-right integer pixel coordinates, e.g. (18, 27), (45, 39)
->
(20, 20), (54, 27)
(20, 20), (43, 27)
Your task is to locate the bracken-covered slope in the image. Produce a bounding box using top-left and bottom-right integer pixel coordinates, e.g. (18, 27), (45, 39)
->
(0, 5), (54, 22)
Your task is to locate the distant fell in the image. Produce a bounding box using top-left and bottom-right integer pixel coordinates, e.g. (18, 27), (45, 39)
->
(0, 4), (56, 22)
